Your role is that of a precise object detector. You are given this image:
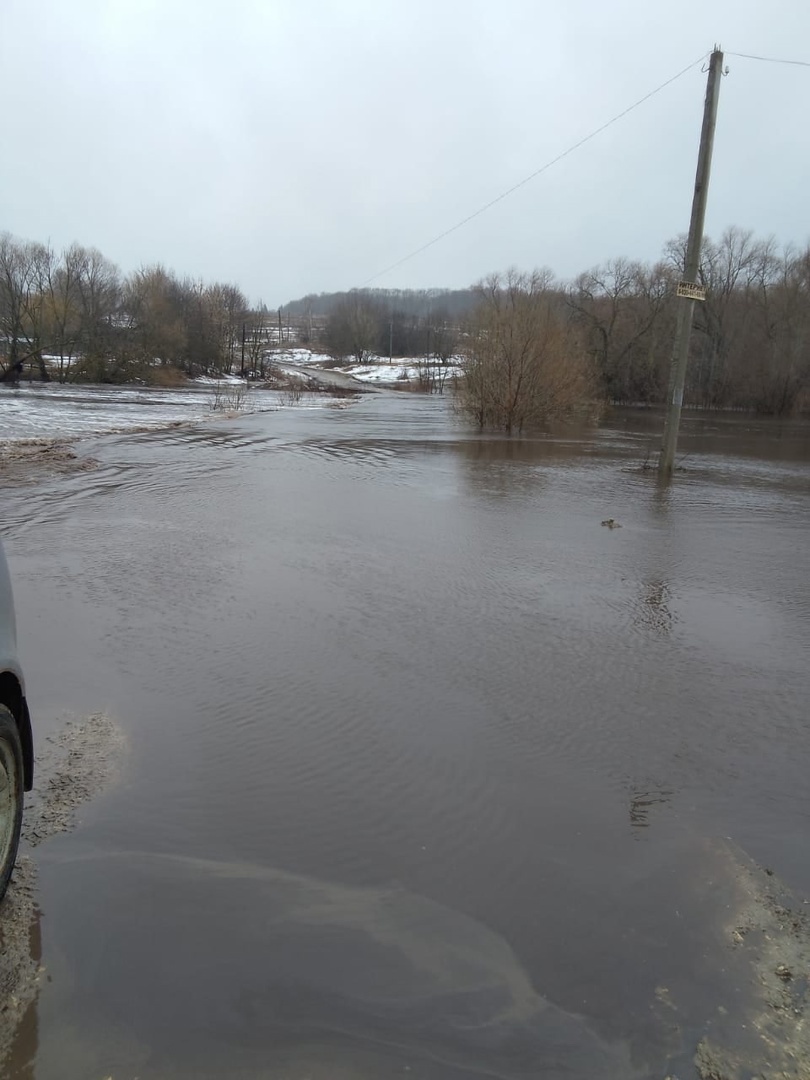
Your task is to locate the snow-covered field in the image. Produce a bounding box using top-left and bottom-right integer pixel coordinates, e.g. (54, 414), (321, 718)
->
(339, 360), (463, 386)
(192, 373), (247, 385)
(267, 347), (334, 367)
(262, 347), (463, 385)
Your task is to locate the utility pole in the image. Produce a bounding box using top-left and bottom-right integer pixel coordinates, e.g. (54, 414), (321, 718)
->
(240, 322), (246, 377)
(659, 47), (724, 478)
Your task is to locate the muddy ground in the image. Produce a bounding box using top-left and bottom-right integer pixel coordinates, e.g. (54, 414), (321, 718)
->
(0, 714), (125, 1074)
(0, 439), (98, 487)
(691, 842), (810, 1079)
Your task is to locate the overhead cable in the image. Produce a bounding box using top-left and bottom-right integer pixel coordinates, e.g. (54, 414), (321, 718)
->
(360, 52), (710, 285)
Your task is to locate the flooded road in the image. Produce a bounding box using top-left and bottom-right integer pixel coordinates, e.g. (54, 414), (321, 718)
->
(1, 395), (809, 1078)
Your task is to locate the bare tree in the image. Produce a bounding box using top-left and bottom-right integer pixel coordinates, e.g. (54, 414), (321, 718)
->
(0, 234), (53, 381)
(568, 257), (673, 403)
(667, 227), (772, 407)
(43, 243), (85, 382)
(74, 247), (121, 375)
(326, 292), (381, 363)
(458, 269), (594, 433)
(243, 305), (270, 376)
(218, 283), (249, 372)
(742, 244), (810, 414)
(115, 265), (185, 380)
(429, 307), (458, 364)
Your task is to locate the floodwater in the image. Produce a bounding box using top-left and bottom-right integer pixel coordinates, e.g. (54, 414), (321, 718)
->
(0, 381), (328, 441)
(1, 393), (809, 1079)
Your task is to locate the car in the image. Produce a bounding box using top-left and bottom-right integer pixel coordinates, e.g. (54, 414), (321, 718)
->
(0, 538), (34, 901)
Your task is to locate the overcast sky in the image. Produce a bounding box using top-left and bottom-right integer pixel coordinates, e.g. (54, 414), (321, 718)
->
(2, 0), (808, 306)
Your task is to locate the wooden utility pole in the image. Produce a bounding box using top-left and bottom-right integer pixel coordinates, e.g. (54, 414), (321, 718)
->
(659, 47), (724, 478)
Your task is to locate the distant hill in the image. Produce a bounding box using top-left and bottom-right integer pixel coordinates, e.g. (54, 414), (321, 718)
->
(282, 287), (478, 319)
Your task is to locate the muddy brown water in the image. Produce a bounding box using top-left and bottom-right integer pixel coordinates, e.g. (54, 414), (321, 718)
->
(1, 396), (809, 1079)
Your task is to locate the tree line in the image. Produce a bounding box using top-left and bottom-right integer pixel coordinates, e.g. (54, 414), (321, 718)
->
(323, 291), (461, 364)
(285, 286), (477, 320)
(0, 233), (266, 384)
(2, 227), (808, 417)
(322, 228), (810, 419)
(569, 228), (810, 415)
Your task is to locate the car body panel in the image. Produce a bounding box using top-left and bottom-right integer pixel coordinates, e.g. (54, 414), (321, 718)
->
(0, 540), (33, 790)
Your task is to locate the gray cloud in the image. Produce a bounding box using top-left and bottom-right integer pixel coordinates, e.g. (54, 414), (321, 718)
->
(2, 0), (807, 304)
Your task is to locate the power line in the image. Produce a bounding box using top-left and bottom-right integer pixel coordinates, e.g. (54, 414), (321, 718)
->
(360, 52), (710, 286)
(726, 51), (810, 68)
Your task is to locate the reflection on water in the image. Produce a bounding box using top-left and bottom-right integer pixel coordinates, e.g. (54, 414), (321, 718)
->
(33, 850), (638, 1079)
(634, 579), (674, 635)
(1, 395), (809, 1079)
(628, 788), (675, 830)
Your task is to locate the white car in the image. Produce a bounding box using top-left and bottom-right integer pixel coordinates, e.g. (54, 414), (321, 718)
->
(0, 539), (33, 901)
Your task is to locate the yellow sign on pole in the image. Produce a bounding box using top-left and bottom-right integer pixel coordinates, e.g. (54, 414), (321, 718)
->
(676, 281), (706, 301)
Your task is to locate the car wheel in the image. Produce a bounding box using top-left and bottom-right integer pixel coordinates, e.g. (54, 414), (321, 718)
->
(0, 704), (24, 902)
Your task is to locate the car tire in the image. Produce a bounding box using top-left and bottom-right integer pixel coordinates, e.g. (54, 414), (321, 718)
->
(0, 704), (24, 902)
